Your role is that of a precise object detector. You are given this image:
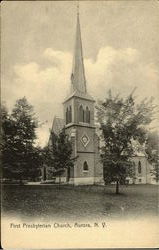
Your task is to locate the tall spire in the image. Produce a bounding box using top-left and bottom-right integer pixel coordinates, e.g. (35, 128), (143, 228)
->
(71, 3), (87, 94)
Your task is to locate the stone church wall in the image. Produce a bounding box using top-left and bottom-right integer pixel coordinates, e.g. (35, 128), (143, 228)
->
(133, 156), (148, 184)
(76, 126), (95, 152)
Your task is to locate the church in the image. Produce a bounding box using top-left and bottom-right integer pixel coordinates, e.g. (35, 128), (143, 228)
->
(46, 10), (104, 185)
(42, 9), (157, 186)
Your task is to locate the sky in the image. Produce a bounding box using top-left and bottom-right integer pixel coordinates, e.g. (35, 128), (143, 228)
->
(1, 1), (159, 146)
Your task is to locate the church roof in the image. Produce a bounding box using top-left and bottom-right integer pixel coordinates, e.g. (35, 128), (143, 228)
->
(134, 152), (145, 157)
(63, 90), (95, 103)
(50, 117), (64, 135)
(131, 139), (146, 157)
(48, 116), (64, 146)
(48, 117), (64, 146)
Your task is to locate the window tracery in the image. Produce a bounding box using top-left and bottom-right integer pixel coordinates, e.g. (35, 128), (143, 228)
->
(138, 161), (142, 174)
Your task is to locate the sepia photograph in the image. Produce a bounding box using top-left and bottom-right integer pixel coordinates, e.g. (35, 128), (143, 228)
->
(1, 0), (159, 248)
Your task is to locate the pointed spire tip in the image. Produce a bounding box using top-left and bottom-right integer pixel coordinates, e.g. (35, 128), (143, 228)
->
(71, 1), (87, 94)
(77, 1), (79, 16)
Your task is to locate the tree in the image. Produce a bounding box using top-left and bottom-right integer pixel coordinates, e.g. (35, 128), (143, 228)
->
(47, 128), (75, 184)
(96, 90), (157, 194)
(1, 97), (41, 182)
(145, 131), (159, 181)
(41, 145), (55, 181)
(1, 103), (16, 179)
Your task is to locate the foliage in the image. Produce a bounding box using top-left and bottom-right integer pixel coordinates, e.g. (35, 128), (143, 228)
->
(1, 104), (15, 179)
(96, 90), (157, 193)
(40, 145), (55, 180)
(1, 97), (41, 181)
(44, 128), (75, 181)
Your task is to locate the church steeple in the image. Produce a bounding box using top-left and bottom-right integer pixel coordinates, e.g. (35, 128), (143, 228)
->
(59, 4), (103, 186)
(64, 3), (94, 103)
(71, 5), (87, 94)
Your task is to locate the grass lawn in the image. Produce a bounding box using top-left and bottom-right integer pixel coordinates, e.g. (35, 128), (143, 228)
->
(2, 184), (159, 222)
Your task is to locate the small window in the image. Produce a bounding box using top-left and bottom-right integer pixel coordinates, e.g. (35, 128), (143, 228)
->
(83, 109), (85, 122)
(83, 161), (89, 171)
(79, 105), (83, 122)
(138, 161), (142, 174)
(66, 107), (69, 124)
(86, 106), (90, 123)
(66, 106), (72, 124)
(139, 179), (142, 183)
(69, 106), (72, 123)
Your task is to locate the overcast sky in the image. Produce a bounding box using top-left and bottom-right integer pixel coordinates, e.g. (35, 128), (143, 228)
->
(2, 1), (159, 146)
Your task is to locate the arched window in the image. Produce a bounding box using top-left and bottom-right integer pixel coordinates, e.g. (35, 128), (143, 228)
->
(138, 161), (141, 174)
(66, 106), (72, 124)
(83, 109), (85, 122)
(69, 106), (72, 123)
(79, 105), (83, 122)
(66, 107), (69, 124)
(83, 161), (89, 171)
(86, 106), (90, 123)
(79, 105), (90, 123)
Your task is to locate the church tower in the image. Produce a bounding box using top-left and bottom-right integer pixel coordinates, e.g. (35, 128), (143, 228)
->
(63, 8), (103, 185)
